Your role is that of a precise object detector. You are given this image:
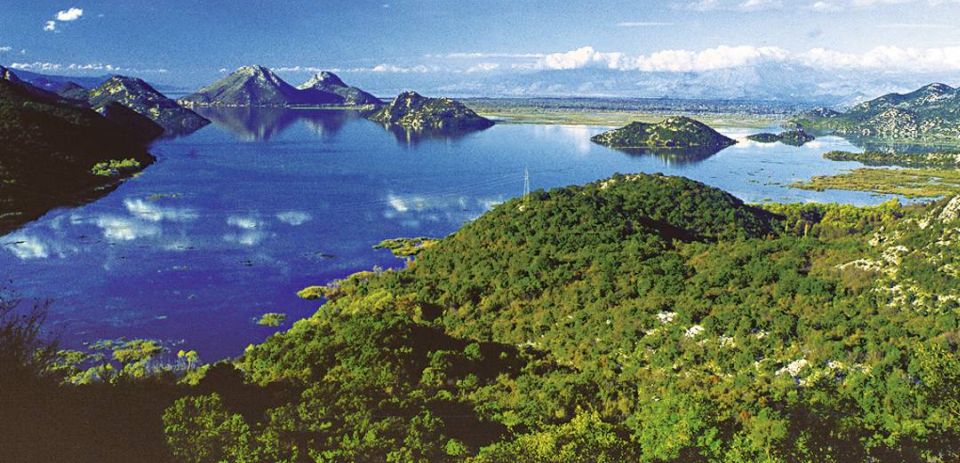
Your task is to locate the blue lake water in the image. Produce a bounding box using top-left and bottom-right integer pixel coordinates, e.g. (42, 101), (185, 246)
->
(0, 109), (894, 360)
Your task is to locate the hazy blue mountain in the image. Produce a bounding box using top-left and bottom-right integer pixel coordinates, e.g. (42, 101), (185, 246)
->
(368, 91), (494, 131)
(297, 71), (381, 107)
(9, 68), (110, 93)
(88, 76), (209, 135)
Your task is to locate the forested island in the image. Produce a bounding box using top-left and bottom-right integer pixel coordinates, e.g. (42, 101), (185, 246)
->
(591, 116), (736, 149)
(5, 173), (960, 462)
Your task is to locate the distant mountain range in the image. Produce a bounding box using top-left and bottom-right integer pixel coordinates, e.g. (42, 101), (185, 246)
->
(794, 83), (960, 142)
(179, 65), (381, 108)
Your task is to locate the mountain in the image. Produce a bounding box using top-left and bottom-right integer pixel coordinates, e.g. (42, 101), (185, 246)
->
(88, 76), (210, 135)
(297, 71), (381, 107)
(8, 68), (110, 93)
(367, 91), (494, 131)
(0, 68), (154, 234)
(180, 65), (364, 108)
(794, 82), (960, 141)
(591, 116), (736, 148)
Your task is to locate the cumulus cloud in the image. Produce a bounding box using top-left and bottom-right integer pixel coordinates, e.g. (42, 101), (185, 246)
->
(800, 46), (960, 71)
(530, 44), (960, 74)
(0, 46), (11, 53)
(56, 7), (83, 21)
(371, 63), (432, 73)
(538, 46), (626, 70)
(43, 21), (57, 32)
(536, 45), (787, 72)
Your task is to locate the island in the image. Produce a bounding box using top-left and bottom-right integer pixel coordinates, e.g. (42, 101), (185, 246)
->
(179, 65), (380, 108)
(0, 66), (155, 234)
(590, 116), (737, 149)
(87, 76), (211, 136)
(367, 91), (495, 132)
(746, 127), (815, 146)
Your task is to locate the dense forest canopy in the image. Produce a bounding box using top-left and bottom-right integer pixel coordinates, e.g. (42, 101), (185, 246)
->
(3, 173), (960, 462)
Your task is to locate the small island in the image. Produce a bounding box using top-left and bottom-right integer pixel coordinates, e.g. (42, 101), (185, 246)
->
(590, 116), (736, 149)
(746, 127), (815, 146)
(367, 91), (494, 132)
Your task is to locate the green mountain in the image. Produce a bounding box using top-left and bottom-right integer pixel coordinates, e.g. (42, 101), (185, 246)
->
(747, 127), (816, 146)
(0, 67), (154, 234)
(180, 65), (372, 108)
(591, 116), (737, 148)
(88, 76), (210, 136)
(367, 91), (495, 131)
(7, 171), (960, 461)
(297, 71), (381, 107)
(794, 82), (960, 141)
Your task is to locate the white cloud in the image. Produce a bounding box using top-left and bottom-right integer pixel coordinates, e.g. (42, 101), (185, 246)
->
(10, 61), (169, 74)
(466, 62), (500, 73)
(426, 52), (547, 59)
(539, 46), (626, 70)
(739, 0), (783, 10)
(537, 45), (787, 72)
(4, 235), (49, 260)
(43, 21), (57, 32)
(532, 44), (960, 74)
(0, 46), (11, 53)
(371, 63), (432, 73)
(616, 21), (675, 27)
(810, 1), (842, 11)
(800, 46), (960, 71)
(56, 7), (84, 21)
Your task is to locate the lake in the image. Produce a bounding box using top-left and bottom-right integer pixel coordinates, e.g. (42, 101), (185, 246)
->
(0, 109), (893, 360)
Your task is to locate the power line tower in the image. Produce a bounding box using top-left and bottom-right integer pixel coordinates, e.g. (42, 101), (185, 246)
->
(523, 167), (530, 204)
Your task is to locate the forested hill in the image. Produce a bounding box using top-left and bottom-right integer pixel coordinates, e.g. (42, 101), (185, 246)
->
(5, 173), (960, 462)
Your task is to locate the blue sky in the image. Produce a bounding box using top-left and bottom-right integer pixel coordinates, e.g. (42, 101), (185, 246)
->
(3, 0), (960, 94)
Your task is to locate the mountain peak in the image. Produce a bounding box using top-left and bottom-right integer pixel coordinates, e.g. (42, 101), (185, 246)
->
(313, 71), (345, 87)
(921, 82), (954, 94)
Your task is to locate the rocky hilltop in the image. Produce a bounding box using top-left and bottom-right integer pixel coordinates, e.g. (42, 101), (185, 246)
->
(0, 67), (154, 234)
(180, 65), (379, 108)
(88, 76), (210, 135)
(297, 71), (381, 107)
(367, 91), (494, 131)
(591, 116), (736, 149)
(794, 82), (960, 140)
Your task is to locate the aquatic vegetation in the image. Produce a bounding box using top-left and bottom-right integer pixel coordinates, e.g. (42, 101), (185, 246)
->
(794, 167), (960, 197)
(255, 312), (286, 327)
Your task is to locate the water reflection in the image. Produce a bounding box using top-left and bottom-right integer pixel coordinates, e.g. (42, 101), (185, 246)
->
(195, 108), (359, 141)
(378, 123), (493, 147)
(608, 145), (730, 165)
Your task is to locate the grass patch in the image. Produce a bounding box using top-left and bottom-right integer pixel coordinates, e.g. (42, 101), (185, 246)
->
(793, 167), (960, 198)
(90, 158), (142, 177)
